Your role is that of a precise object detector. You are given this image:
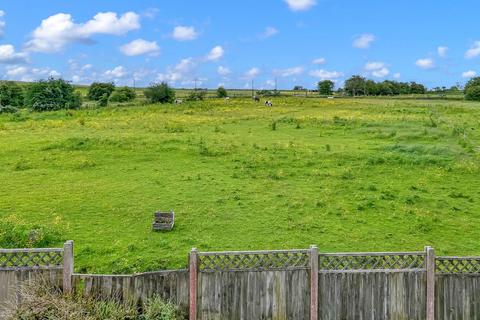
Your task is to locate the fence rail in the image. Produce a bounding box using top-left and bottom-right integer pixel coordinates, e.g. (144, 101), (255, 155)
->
(0, 248), (63, 270)
(436, 256), (480, 274)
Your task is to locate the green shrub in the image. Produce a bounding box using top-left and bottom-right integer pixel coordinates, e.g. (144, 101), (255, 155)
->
(98, 93), (109, 107)
(0, 217), (64, 248)
(0, 81), (24, 107)
(25, 78), (82, 111)
(144, 82), (176, 104)
(88, 82), (115, 101)
(0, 105), (19, 114)
(109, 86), (136, 102)
(465, 85), (480, 101)
(186, 89), (207, 101)
(216, 86), (228, 98)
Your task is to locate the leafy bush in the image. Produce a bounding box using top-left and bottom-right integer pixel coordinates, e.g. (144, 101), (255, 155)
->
(0, 105), (19, 114)
(216, 86), (228, 98)
(186, 89), (207, 101)
(87, 82), (115, 101)
(144, 82), (176, 104)
(0, 217), (64, 248)
(25, 78), (82, 111)
(109, 86), (136, 102)
(98, 93), (109, 107)
(0, 81), (24, 107)
(6, 281), (185, 320)
(465, 85), (480, 101)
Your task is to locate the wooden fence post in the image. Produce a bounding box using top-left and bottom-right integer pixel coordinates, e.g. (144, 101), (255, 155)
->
(425, 246), (435, 320)
(310, 245), (319, 320)
(189, 248), (198, 320)
(63, 240), (74, 294)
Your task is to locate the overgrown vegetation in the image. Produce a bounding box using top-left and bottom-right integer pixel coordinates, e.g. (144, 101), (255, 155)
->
(216, 86), (227, 98)
(144, 82), (176, 104)
(109, 86), (137, 103)
(87, 82), (115, 101)
(6, 281), (184, 320)
(464, 77), (480, 101)
(0, 217), (64, 248)
(186, 89), (207, 101)
(25, 78), (82, 111)
(0, 81), (24, 107)
(0, 97), (479, 273)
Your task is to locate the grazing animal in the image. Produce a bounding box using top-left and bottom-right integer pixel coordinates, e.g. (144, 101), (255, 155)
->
(174, 99), (183, 104)
(264, 100), (273, 107)
(225, 97), (230, 101)
(253, 95), (260, 102)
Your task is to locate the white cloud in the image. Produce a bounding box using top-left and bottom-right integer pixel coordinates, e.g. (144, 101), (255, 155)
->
(156, 57), (197, 84)
(0, 44), (28, 64)
(245, 67), (260, 78)
(104, 66), (128, 79)
(312, 57), (326, 65)
(25, 11), (140, 53)
(274, 66), (303, 77)
(217, 66), (231, 76)
(437, 46), (448, 58)
(5, 65), (60, 81)
(309, 69), (343, 80)
(364, 61), (389, 78)
(260, 26), (278, 39)
(393, 73), (401, 79)
(172, 26), (198, 41)
(206, 45), (224, 61)
(0, 10), (5, 37)
(415, 58), (435, 69)
(284, 0), (317, 11)
(82, 64), (93, 70)
(364, 61), (386, 71)
(353, 34), (375, 49)
(465, 41), (480, 59)
(462, 70), (477, 78)
(120, 39), (160, 56)
(266, 79), (276, 87)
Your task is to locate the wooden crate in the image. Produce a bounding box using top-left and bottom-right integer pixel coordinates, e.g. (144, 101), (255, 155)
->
(152, 211), (174, 231)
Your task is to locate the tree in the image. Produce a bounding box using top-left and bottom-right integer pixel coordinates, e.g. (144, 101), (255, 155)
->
(144, 82), (175, 104)
(25, 78), (82, 111)
(465, 77), (480, 101)
(216, 86), (228, 98)
(409, 82), (427, 94)
(293, 85), (304, 91)
(344, 75), (366, 96)
(0, 81), (24, 107)
(317, 80), (334, 95)
(87, 82), (115, 101)
(465, 85), (480, 101)
(109, 86), (136, 102)
(186, 89), (207, 101)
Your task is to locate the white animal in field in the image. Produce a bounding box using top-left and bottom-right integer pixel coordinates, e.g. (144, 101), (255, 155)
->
(225, 97), (230, 101)
(264, 100), (273, 107)
(174, 99), (183, 104)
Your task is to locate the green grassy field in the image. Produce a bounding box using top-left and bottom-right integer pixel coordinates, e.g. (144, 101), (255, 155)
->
(0, 97), (479, 273)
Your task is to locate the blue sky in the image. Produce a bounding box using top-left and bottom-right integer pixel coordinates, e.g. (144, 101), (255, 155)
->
(0, 0), (479, 89)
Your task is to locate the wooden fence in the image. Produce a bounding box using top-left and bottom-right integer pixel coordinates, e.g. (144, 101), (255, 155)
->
(1, 241), (480, 319)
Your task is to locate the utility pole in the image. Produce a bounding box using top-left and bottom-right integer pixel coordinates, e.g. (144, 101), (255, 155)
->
(194, 78), (198, 91)
(251, 79), (254, 97)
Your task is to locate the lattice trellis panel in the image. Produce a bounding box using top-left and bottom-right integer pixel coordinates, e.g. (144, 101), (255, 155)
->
(319, 253), (426, 271)
(436, 257), (480, 274)
(0, 249), (63, 269)
(198, 250), (310, 272)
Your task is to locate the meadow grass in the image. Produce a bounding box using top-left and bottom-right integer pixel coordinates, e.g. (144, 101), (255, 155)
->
(0, 97), (479, 273)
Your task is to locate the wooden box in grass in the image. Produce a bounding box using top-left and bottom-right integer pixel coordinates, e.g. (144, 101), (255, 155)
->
(152, 210), (174, 231)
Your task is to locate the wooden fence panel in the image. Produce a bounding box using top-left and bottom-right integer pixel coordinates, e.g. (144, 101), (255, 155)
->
(435, 274), (480, 320)
(72, 270), (189, 313)
(0, 268), (63, 315)
(318, 270), (426, 320)
(197, 269), (310, 320)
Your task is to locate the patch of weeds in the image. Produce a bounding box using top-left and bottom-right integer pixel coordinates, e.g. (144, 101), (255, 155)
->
(13, 159), (33, 171)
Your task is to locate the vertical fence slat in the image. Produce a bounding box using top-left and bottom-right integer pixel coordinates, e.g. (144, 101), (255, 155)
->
(189, 248), (198, 320)
(425, 246), (435, 320)
(310, 245), (319, 320)
(63, 240), (74, 294)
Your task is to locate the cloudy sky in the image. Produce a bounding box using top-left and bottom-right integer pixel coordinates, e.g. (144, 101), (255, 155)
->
(0, 0), (479, 89)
